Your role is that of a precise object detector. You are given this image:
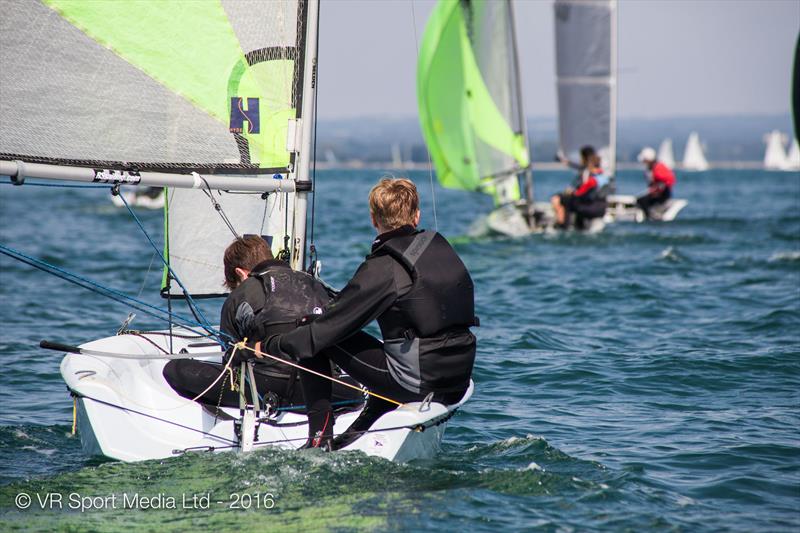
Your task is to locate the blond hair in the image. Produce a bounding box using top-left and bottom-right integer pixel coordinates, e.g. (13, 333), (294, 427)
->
(368, 177), (419, 230)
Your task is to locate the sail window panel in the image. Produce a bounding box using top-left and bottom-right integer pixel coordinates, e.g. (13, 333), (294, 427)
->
(163, 188), (294, 297)
(0, 1), (304, 173)
(554, 1), (613, 79)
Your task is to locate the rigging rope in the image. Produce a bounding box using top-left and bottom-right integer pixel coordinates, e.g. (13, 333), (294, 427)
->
(73, 391), (237, 446)
(235, 341), (402, 407)
(117, 192), (221, 344)
(176, 409), (457, 454)
(307, 0), (322, 270)
(0, 243), (222, 340)
(193, 173), (241, 239)
(0, 179), (110, 189)
(410, 0), (439, 231)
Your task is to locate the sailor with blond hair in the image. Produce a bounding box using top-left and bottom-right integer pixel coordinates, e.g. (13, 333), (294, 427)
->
(264, 177), (478, 449)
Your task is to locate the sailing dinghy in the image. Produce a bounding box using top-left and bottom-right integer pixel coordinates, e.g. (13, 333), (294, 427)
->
(1, 0), (470, 463)
(552, 0), (686, 224)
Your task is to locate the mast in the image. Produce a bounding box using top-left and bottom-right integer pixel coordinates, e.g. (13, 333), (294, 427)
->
(507, 0), (535, 219)
(609, 0), (618, 183)
(291, 0), (320, 271)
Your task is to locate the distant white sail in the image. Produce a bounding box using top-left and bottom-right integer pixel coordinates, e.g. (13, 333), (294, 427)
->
(787, 138), (800, 170)
(657, 138), (675, 169)
(763, 130), (789, 170)
(391, 143), (403, 169)
(554, 0), (617, 176)
(682, 132), (709, 171)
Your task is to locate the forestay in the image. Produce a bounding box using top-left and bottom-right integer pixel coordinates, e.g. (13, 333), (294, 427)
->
(0, 0), (314, 296)
(417, 0), (530, 206)
(554, 0), (617, 176)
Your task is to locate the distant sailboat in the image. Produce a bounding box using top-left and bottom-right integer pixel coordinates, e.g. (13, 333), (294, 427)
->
(682, 132), (710, 171)
(787, 138), (800, 170)
(391, 142), (403, 169)
(417, 0), (534, 236)
(657, 138), (675, 169)
(763, 130), (789, 170)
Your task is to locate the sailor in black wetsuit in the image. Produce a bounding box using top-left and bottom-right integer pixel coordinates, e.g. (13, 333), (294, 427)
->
(262, 178), (477, 450)
(163, 236), (362, 409)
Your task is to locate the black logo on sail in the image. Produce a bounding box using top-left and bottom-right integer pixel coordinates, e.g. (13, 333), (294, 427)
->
(229, 97), (260, 134)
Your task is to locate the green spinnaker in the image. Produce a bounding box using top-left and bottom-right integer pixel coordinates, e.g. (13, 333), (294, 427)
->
(45, 0), (295, 169)
(417, 0), (528, 205)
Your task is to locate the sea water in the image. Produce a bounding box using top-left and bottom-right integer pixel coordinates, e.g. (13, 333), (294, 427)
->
(0, 169), (798, 531)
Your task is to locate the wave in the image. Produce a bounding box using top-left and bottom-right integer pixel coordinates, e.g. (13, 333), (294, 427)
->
(769, 250), (800, 263)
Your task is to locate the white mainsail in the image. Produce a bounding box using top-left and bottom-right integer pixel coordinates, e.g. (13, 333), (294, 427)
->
(682, 132), (710, 171)
(787, 138), (800, 170)
(554, 0), (617, 176)
(763, 130), (789, 170)
(657, 138), (676, 169)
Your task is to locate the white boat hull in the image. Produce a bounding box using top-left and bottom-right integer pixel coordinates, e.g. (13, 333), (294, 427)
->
(60, 330), (472, 463)
(605, 194), (688, 222)
(485, 202), (605, 236)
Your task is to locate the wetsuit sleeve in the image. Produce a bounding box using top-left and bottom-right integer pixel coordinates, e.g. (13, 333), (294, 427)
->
(574, 175), (597, 197)
(219, 296), (239, 342)
(219, 288), (259, 344)
(272, 255), (401, 359)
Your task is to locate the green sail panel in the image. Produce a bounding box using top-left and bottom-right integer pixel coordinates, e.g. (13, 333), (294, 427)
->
(1, 0), (302, 172)
(45, 0), (294, 170)
(417, 0), (528, 204)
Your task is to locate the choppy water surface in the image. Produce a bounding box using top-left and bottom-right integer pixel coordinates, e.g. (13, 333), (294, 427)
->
(1, 169), (798, 531)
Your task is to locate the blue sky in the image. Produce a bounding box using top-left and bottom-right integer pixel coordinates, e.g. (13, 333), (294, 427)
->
(317, 0), (799, 119)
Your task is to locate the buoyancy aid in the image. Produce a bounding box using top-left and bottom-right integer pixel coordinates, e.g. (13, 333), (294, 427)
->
(369, 230), (478, 394)
(370, 230), (477, 338)
(574, 167), (608, 200)
(246, 265), (331, 340)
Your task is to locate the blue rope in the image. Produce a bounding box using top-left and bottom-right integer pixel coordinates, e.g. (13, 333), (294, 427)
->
(274, 399), (364, 412)
(0, 243), (228, 341)
(0, 179), (111, 189)
(117, 193), (221, 344)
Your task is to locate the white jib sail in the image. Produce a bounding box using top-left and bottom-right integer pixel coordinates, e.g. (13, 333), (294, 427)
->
(657, 138), (676, 169)
(763, 130), (789, 170)
(682, 132), (710, 171)
(554, 0), (617, 176)
(787, 139), (800, 170)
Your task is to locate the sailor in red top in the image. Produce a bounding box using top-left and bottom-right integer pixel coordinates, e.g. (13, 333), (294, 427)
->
(636, 147), (676, 219)
(552, 145), (609, 229)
